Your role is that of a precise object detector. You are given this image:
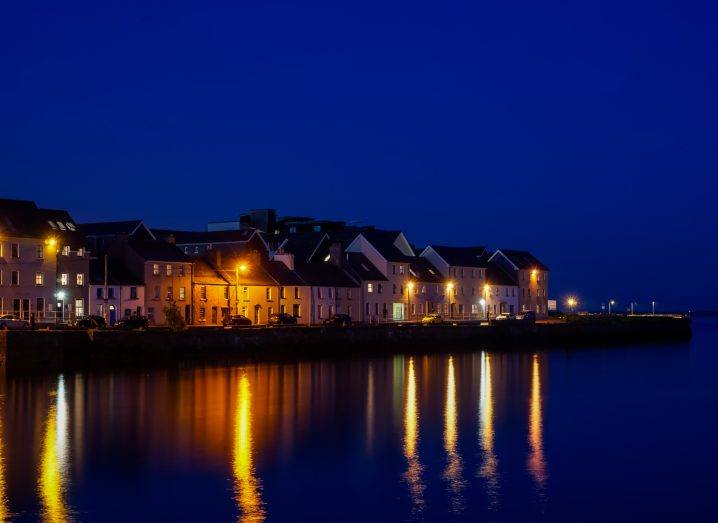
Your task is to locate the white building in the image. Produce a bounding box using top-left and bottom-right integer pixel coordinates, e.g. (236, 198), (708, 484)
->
(88, 259), (145, 324)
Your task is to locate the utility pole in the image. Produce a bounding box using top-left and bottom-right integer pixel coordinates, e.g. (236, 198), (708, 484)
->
(103, 254), (109, 322)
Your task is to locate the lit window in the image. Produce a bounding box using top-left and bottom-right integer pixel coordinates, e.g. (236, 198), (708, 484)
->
(35, 272), (43, 285)
(294, 287), (300, 299)
(200, 286), (207, 300)
(399, 265), (404, 275)
(178, 265), (185, 276)
(61, 273), (68, 285)
(179, 287), (186, 300)
(166, 264), (172, 276)
(153, 264), (160, 276)
(76, 273), (84, 285)
(367, 283), (373, 293)
(36, 245), (44, 259)
(56, 222), (66, 231)
(77, 248), (84, 257)
(66, 223), (76, 231)
(266, 288), (272, 300)
(324, 254), (331, 262)
(47, 220), (57, 230)
(280, 287), (286, 299)
(167, 286), (173, 300)
(62, 246), (70, 256)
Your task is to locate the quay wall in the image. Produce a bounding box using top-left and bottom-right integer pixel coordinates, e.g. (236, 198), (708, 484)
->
(0, 316), (692, 374)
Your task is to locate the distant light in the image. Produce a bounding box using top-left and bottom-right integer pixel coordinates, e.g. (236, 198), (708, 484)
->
(479, 298), (486, 306)
(55, 291), (65, 300)
(446, 282), (454, 290)
(45, 237), (57, 247)
(238, 264), (248, 274)
(324, 254), (331, 262)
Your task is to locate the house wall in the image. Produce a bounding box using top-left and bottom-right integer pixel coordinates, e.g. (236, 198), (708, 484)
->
(0, 236), (56, 321)
(229, 283), (311, 325)
(309, 286), (361, 323)
(517, 269), (549, 317)
(143, 261), (193, 325)
(193, 282), (230, 325)
(485, 284), (520, 318)
(56, 245), (90, 319)
(443, 265), (487, 319)
(88, 284), (145, 323)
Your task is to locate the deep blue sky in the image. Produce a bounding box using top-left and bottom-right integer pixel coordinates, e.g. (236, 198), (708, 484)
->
(2, 0), (716, 310)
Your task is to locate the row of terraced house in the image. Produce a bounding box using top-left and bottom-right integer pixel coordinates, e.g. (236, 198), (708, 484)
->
(0, 201), (549, 325)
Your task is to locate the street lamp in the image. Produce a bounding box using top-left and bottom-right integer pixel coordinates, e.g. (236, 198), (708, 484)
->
(483, 283), (490, 320)
(235, 263), (249, 315)
(609, 299), (615, 315)
(406, 281), (414, 321)
(55, 291), (66, 324)
(479, 298), (486, 320)
(567, 297), (577, 314)
(652, 301), (656, 315)
(446, 282), (454, 319)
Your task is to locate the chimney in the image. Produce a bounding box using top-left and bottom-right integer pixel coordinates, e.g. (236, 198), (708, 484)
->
(166, 234), (175, 245)
(328, 242), (343, 266)
(274, 252), (295, 271)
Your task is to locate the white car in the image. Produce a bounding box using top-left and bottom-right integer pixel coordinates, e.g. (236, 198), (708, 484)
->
(0, 314), (30, 330)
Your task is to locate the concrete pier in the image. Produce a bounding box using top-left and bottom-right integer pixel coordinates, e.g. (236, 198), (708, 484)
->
(0, 315), (692, 374)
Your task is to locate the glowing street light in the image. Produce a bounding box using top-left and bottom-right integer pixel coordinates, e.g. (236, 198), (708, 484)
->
(235, 263), (249, 315)
(406, 281), (415, 321)
(446, 281), (454, 319)
(608, 299), (615, 315)
(45, 237), (57, 248)
(566, 297), (577, 314)
(483, 283), (491, 320)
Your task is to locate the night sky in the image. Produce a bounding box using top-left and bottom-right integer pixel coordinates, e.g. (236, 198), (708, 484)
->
(2, 1), (716, 311)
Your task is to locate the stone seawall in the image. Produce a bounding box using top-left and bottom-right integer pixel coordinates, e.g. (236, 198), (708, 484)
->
(0, 316), (692, 374)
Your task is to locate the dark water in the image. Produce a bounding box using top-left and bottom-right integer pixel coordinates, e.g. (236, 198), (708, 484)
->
(1, 319), (717, 522)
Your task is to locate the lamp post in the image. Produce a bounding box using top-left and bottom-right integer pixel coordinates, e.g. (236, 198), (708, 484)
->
(446, 282), (454, 319)
(608, 299), (615, 315)
(652, 301), (656, 315)
(567, 297), (577, 314)
(406, 281), (414, 322)
(235, 263), (248, 316)
(479, 298), (486, 321)
(483, 283), (490, 320)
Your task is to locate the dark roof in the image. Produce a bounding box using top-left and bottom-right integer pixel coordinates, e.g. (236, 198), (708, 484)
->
(0, 198), (86, 247)
(409, 257), (443, 283)
(89, 259), (143, 286)
(296, 263), (359, 288)
(79, 220), (146, 237)
(153, 228), (257, 245)
(265, 260), (305, 285)
(496, 249), (549, 271)
(273, 232), (328, 266)
(126, 238), (190, 262)
(429, 245), (487, 267)
(360, 230), (414, 262)
(193, 258), (230, 285)
(485, 260), (517, 286)
(345, 253), (387, 281)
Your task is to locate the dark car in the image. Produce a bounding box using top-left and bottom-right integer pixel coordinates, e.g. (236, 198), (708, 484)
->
(115, 316), (149, 330)
(223, 314), (253, 328)
(268, 313), (298, 326)
(0, 314), (30, 330)
(323, 314), (352, 327)
(72, 315), (107, 329)
(516, 310), (537, 324)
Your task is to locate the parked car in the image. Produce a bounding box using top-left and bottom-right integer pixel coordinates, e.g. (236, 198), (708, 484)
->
(72, 315), (107, 329)
(516, 311), (537, 324)
(0, 314), (30, 330)
(420, 313), (443, 325)
(223, 314), (253, 328)
(114, 316), (149, 330)
(494, 313), (514, 321)
(268, 313), (298, 326)
(323, 314), (352, 327)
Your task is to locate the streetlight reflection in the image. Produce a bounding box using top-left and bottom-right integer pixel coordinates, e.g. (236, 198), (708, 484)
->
(38, 375), (71, 523)
(403, 357), (425, 515)
(527, 355), (547, 491)
(478, 352), (499, 508)
(443, 356), (465, 513)
(233, 373), (265, 523)
(0, 384), (7, 522)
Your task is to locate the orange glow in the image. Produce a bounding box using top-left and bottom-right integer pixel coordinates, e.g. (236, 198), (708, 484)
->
(479, 352), (499, 505)
(531, 269), (538, 278)
(407, 281), (415, 292)
(403, 357), (425, 514)
(527, 355), (547, 489)
(38, 376), (70, 523)
(238, 264), (249, 275)
(45, 237), (57, 247)
(233, 373), (265, 522)
(443, 356), (464, 512)
(446, 282), (455, 291)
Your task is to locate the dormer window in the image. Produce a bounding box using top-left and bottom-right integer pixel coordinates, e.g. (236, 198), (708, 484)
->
(66, 223), (76, 231)
(61, 246), (70, 256)
(47, 220), (57, 230)
(57, 222), (66, 231)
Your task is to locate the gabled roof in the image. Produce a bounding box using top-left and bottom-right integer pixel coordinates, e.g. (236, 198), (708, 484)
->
(345, 252), (388, 281)
(409, 257), (443, 283)
(193, 258), (230, 285)
(493, 249), (549, 271)
(79, 220), (154, 239)
(296, 262), (359, 288)
(153, 228), (258, 245)
(89, 258), (143, 286)
(424, 245), (487, 268)
(485, 260), (518, 286)
(272, 232), (329, 266)
(265, 260), (306, 285)
(0, 199), (87, 247)
(359, 230), (415, 262)
(126, 238), (190, 262)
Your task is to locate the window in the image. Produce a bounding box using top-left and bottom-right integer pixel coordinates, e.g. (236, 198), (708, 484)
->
(399, 265), (404, 275)
(108, 287), (115, 299)
(365, 303), (370, 316)
(265, 288), (272, 300)
(167, 286), (174, 300)
(78, 248), (85, 257)
(224, 286), (229, 300)
(75, 299), (84, 317)
(461, 268), (465, 277)
(35, 272), (43, 285)
(130, 287), (138, 299)
(36, 298), (45, 317)
(11, 243), (19, 258)
(154, 286), (160, 299)
(294, 287), (300, 299)
(97, 288), (104, 299)
(347, 305), (352, 318)
(60, 273), (68, 285)
(421, 285), (426, 294)
(472, 304), (478, 314)
(153, 264), (160, 276)
(242, 287), (249, 300)
(392, 265), (396, 275)
(317, 287), (323, 299)
(293, 304), (301, 317)
(76, 273), (84, 285)
(367, 283), (374, 293)
(200, 286), (207, 300)
(166, 264), (173, 276)
(392, 284), (397, 295)
(471, 269), (475, 278)
(280, 286), (286, 299)
(280, 304), (286, 314)
(148, 307), (155, 320)
(36, 245), (44, 259)
(179, 265), (185, 276)
(199, 307), (206, 321)
(375, 303), (379, 316)
(382, 303), (388, 318)
(241, 306), (248, 317)
(328, 287), (333, 299)
(347, 288), (352, 299)
(411, 303), (416, 315)
(179, 287), (186, 300)
(267, 306), (274, 317)
(377, 284), (383, 294)
(62, 246), (70, 256)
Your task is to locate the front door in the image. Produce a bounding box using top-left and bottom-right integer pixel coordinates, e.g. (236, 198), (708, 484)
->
(109, 307), (117, 325)
(211, 307), (218, 325)
(392, 303), (404, 321)
(254, 305), (261, 325)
